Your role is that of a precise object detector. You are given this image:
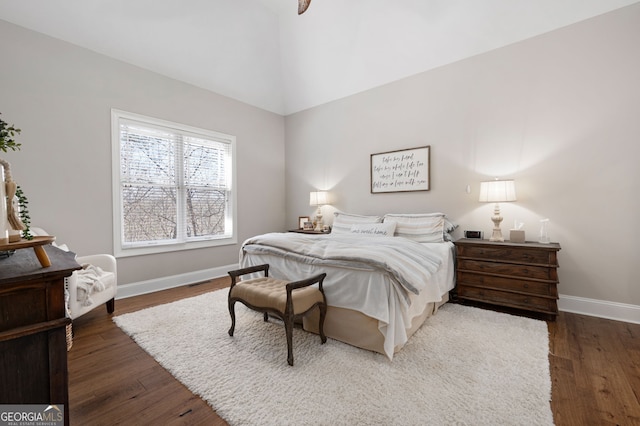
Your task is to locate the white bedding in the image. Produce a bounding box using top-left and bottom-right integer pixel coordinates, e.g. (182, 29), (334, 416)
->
(240, 232), (455, 359)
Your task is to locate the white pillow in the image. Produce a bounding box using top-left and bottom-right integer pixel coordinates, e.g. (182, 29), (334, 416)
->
(383, 213), (445, 243)
(332, 212), (383, 234)
(349, 222), (397, 237)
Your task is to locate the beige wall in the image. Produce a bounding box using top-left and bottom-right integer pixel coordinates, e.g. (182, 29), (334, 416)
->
(285, 4), (640, 309)
(2, 4), (639, 314)
(0, 20), (286, 286)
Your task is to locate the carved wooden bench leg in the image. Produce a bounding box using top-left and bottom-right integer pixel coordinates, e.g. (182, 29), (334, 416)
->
(228, 299), (236, 337)
(285, 314), (295, 366)
(318, 301), (327, 344)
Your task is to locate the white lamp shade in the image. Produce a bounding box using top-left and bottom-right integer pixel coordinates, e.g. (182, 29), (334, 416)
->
(309, 191), (330, 206)
(479, 180), (516, 203)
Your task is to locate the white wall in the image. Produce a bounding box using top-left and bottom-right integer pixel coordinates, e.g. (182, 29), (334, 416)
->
(285, 4), (640, 311)
(0, 20), (286, 286)
(2, 5), (639, 318)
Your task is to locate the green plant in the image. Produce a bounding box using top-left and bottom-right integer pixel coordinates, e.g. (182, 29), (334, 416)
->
(0, 113), (22, 153)
(15, 186), (32, 240)
(0, 113), (30, 240)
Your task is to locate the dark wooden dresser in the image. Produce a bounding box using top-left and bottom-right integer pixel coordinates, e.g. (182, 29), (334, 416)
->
(0, 245), (80, 425)
(453, 238), (561, 320)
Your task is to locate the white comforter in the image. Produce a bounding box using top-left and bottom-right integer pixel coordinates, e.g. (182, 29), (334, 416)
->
(240, 232), (455, 359)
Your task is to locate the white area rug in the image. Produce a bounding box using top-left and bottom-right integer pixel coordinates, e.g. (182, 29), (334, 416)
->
(114, 289), (554, 425)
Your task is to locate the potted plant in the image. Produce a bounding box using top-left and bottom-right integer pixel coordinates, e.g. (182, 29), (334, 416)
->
(0, 113), (31, 242)
(0, 113), (21, 152)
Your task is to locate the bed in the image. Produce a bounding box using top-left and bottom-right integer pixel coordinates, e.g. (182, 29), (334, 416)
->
(239, 212), (457, 360)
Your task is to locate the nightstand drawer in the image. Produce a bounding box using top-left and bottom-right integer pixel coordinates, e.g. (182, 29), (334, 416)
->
(457, 271), (557, 297)
(457, 286), (557, 314)
(456, 245), (556, 265)
(457, 259), (556, 280)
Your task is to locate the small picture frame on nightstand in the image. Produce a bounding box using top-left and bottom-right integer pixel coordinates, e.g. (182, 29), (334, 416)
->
(298, 216), (310, 229)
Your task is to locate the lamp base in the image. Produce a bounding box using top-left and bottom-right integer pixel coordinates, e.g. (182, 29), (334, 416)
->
(489, 229), (504, 242)
(314, 207), (324, 231)
(489, 204), (504, 242)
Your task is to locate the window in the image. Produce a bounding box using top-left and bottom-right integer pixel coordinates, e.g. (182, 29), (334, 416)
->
(111, 109), (236, 257)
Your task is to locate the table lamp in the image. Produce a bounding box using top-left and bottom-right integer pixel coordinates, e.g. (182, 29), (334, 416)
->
(309, 191), (330, 231)
(479, 179), (516, 242)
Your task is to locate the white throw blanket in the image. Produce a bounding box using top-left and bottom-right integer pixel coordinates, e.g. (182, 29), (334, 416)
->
(76, 263), (112, 307)
(241, 232), (444, 304)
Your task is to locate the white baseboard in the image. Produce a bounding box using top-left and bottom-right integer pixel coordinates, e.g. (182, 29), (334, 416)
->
(116, 263), (239, 299)
(559, 294), (640, 325)
(117, 270), (640, 325)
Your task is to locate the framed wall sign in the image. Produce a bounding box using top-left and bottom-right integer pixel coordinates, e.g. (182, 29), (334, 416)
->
(371, 146), (430, 193)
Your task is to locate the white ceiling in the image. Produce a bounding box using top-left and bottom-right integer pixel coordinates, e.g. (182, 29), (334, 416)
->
(0, 0), (637, 115)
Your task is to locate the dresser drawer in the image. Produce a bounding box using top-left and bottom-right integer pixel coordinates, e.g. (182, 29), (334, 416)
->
(456, 271), (557, 297)
(457, 259), (557, 280)
(457, 286), (557, 314)
(456, 244), (557, 266)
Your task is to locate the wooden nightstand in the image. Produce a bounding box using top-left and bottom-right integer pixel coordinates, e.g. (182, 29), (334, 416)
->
(453, 238), (561, 320)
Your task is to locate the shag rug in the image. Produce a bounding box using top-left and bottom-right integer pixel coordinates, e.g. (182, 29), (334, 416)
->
(114, 289), (554, 425)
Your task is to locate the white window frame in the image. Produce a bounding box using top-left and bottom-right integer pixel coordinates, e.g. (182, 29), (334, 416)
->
(111, 109), (237, 257)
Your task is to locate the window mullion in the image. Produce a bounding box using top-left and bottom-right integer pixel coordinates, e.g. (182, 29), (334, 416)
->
(176, 135), (186, 242)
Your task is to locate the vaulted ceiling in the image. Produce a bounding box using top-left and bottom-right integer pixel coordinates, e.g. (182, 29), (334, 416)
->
(0, 0), (637, 115)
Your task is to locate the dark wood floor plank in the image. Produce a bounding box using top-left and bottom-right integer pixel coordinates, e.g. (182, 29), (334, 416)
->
(550, 312), (640, 426)
(67, 278), (640, 426)
(578, 321), (629, 424)
(587, 316), (640, 425)
(550, 354), (591, 426)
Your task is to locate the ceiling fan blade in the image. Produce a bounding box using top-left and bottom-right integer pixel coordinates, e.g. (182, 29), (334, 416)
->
(298, 0), (311, 15)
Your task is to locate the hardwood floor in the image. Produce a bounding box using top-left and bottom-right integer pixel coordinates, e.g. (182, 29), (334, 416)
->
(548, 313), (640, 425)
(68, 280), (640, 425)
(67, 278), (229, 426)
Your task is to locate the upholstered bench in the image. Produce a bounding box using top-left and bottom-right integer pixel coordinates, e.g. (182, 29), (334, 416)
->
(227, 264), (327, 366)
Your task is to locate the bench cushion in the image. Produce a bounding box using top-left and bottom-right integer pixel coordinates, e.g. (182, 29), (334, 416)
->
(230, 277), (324, 315)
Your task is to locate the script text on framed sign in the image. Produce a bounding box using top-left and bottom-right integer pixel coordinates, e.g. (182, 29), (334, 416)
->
(370, 146), (430, 193)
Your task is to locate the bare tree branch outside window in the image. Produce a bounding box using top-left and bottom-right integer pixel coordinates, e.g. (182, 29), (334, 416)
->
(118, 121), (231, 247)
